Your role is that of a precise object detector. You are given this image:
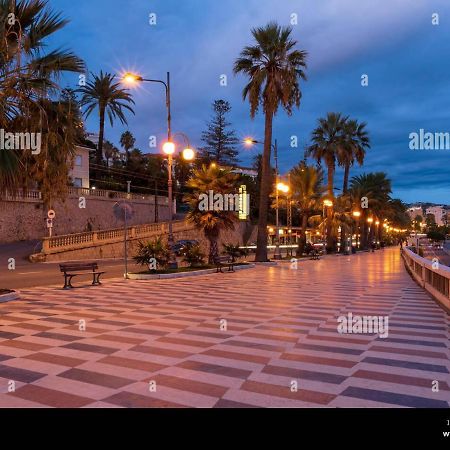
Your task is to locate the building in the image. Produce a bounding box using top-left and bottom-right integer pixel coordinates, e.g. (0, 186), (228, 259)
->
(407, 206), (423, 220)
(70, 146), (90, 188)
(425, 205), (446, 226)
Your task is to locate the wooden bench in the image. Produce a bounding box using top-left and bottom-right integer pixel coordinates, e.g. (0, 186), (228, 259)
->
(59, 262), (105, 289)
(213, 256), (235, 273)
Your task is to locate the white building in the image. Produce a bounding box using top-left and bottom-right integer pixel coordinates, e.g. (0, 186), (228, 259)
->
(425, 206), (446, 226)
(69, 146), (90, 188)
(407, 206), (423, 220)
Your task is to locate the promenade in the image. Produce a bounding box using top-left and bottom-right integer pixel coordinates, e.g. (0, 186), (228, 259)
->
(0, 247), (448, 407)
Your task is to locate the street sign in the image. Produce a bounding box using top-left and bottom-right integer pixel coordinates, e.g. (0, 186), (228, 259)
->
(46, 218), (53, 228)
(47, 210), (56, 219)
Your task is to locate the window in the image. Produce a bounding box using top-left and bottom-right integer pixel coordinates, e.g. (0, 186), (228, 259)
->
(74, 178), (82, 187)
(75, 155), (82, 166)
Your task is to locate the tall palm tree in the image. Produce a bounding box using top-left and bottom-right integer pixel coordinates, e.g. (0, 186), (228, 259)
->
(103, 140), (115, 168)
(234, 22), (307, 261)
(350, 172), (392, 249)
(184, 165), (240, 263)
(78, 71), (135, 167)
(119, 130), (135, 165)
(289, 162), (324, 256)
(307, 112), (346, 251)
(0, 0), (84, 192)
(339, 119), (370, 194)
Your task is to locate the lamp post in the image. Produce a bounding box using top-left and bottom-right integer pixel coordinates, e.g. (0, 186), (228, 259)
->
(275, 181), (289, 259)
(244, 138), (280, 259)
(121, 71), (176, 248)
(323, 199), (333, 254)
(353, 210), (361, 250)
(367, 217), (373, 247)
(375, 220), (380, 247)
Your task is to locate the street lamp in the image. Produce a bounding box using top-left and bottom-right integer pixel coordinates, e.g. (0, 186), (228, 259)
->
(375, 220), (380, 246)
(323, 199), (333, 254)
(274, 181), (289, 259)
(244, 137), (279, 260)
(353, 211), (361, 250)
(122, 70), (178, 260)
(162, 137), (195, 268)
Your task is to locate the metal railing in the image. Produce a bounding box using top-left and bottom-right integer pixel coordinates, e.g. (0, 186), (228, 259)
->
(42, 220), (193, 254)
(402, 247), (450, 310)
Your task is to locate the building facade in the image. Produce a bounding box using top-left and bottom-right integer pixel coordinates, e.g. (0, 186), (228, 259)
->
(70, 146), (90, 188)
(425, 205), (446, 226)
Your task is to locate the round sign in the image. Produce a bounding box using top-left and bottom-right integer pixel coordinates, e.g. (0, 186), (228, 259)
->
(47, 210), (56, 219)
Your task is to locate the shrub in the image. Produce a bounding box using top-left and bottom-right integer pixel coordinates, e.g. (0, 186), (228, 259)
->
(182, 244), (206, 268)
(223, 243), (247, 262)
(133, 237), (171, 272)
(427, 230), (446, 242)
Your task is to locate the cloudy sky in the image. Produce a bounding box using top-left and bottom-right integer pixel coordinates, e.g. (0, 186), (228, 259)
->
(53, 0), (450, 204)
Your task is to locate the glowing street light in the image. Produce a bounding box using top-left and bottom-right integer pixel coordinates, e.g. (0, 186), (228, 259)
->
(163, 141), (175, 155)
(277, 182), (289, 193)
(323, 199), (333, 208)
(352, 211), (361, 249)
(182, 148), (195, 161)
(122, 72), (144, 84)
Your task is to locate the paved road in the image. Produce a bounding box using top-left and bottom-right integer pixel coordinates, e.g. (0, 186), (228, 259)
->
(0, 247), (448, 408)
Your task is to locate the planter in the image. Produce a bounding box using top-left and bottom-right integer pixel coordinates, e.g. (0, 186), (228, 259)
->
(127, 263), (255, 280)
(0, 290), (20, 303)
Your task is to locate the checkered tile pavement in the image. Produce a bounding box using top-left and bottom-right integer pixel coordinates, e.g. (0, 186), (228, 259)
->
(0, 247), (449, 407)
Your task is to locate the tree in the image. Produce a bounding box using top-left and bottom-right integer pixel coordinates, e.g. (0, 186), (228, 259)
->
(120, 130), (135, 165)
(339, 118), (370, 194)
(78, 71), (135, 169)
(350, 172), (393, 248)
(198, 100), (239, 166)
(234, 22), (307, 261)
(289, 162), (324, 256)
(103, 140), (116, 168)
(0, 0), (84, 192)
(184, 165), (239, 263)
(307, 112), (346, 251)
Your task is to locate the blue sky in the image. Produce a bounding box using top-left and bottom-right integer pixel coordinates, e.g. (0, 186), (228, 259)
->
(51, 0), (450, 204)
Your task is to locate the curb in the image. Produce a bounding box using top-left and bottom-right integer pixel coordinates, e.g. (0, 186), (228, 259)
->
(127, 263), (255, 280)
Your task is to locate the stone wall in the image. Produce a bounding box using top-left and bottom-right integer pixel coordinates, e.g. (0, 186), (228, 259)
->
(40, 221), (257, 262)
(0, 194), (170, 243)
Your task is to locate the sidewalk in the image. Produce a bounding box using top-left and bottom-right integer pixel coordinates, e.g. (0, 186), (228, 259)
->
(0, 247), (448, 407)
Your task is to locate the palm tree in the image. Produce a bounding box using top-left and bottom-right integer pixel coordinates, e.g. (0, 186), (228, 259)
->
(78, 71), (135, 168)
(184, 165), (240, 263)
(339, 119), (370, 194)
(103, 140), (115, 168)
(350, 172), (392, 249)
(234, 22), (307, 261)
(119, 130), (135, 165)
(289, 162), (324, 256)
(0, 0), (84, 192)
(307, 112), (346, 251)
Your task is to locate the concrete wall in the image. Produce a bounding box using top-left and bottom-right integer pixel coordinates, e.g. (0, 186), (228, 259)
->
(40, 220), (257, 263)
(0, 194), (170, 243)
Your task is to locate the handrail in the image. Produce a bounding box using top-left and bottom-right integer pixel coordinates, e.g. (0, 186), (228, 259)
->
(1, 187), (169, 204)
(402, 247), (450, 310)
(41, 220), (193, 254)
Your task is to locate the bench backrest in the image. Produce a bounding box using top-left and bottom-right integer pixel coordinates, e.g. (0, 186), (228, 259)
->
(60, 262), (98, 273)
(214, 256), (231, 263)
